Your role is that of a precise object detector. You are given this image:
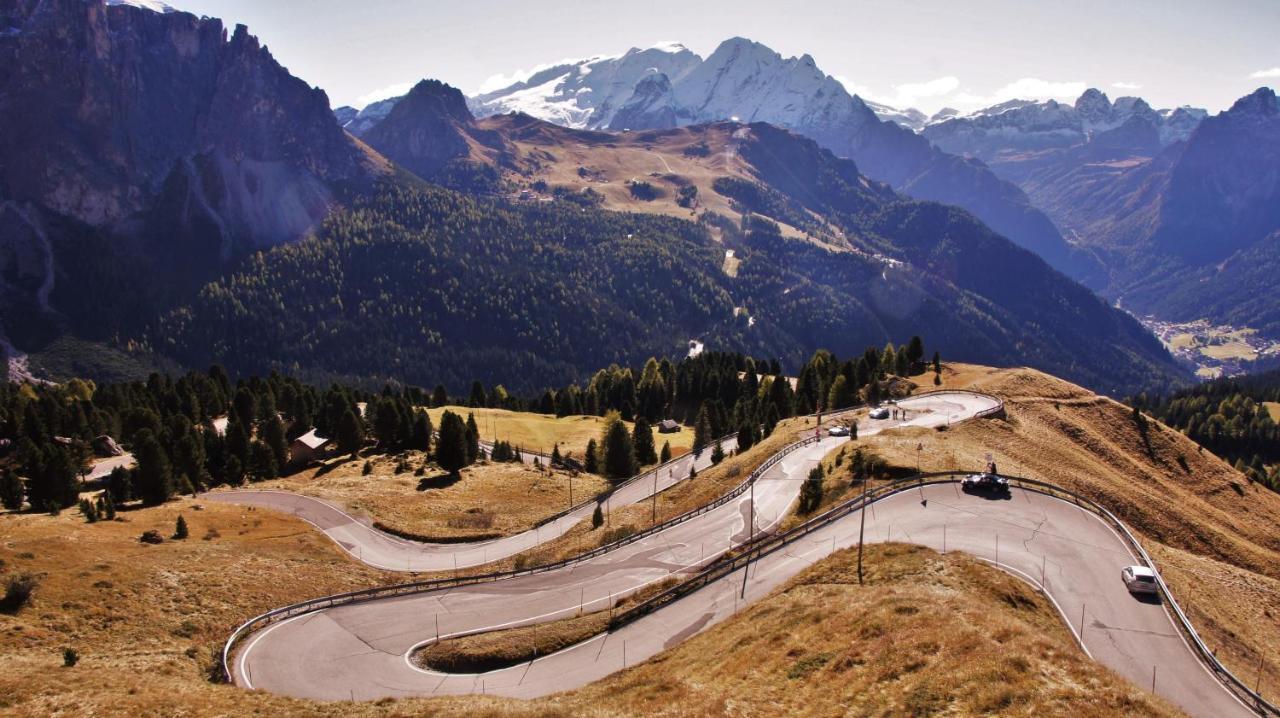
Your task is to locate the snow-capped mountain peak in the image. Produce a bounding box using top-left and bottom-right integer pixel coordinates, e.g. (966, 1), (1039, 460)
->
(466, 42), (701, 129)
(922, 87), (1208, 159)
(106, 0), (178, 13)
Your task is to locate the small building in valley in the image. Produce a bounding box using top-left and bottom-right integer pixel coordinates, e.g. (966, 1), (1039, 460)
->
(657, 419), (681, 434)
(289, 429), (331, 466)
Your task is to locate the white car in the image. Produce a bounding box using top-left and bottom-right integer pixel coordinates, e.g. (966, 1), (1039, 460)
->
(1121, 565), (1159, 595)
(827, 425), (850, 437)
(869, 407), (890, 420)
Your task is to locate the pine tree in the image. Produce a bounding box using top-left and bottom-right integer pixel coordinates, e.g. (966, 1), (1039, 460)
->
(431, 385), (448, 408)
(632, 418), (657, 465)
(468, 381), (487, 408)
(736, 419), (758, 452)
(249, 442), (278, 482)
(693, 406), (713, 455)
(225, 419), (251, 467)
(375, 399), (402, 448)
(932, 351), (942, 375)
(410, 412), (433, 453)
(133, 429), (173, 506)
(26, 444), (81, 511)
(762, 403), (779, 438)
(551, 444), (562, 466)
(261, 415), (288, 469)
(826, 375), (855, 411)
(0, 469), (22, 511)
(799, 466), (824, 513)
(906, 336), (925, 373)
(174, 514), (189, 540)
(881, 344), (897, 377)
(601, 413), (636, 481)
(101, 494), (116, 520)
(710, 441), (726, 465)
(223, 454), (244, 486)
(436, 411), (469, 476)
(592, 503), (604, 529)
(465, 413), (480, 463)
(584, 438), (600, 474)
(659, 441), (672, 464)
(79, 498), (97, 523)
(362, 460), (373, 476)
(337, 409), (364, 456)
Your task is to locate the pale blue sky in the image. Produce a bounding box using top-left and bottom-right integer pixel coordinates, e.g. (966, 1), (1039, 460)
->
(174, 0), (1279, 114)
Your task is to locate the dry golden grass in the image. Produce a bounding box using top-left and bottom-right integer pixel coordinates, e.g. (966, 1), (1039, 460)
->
(856, 362), (1280, 697)
(542, 543), (1183, 717)
(1265, 401), (1280, 423)
(477, 119), (846, 248)
(0, 496), (400, 717)
(242, 452), (608, 541)
(425, 406), (695, 459)
(459, 414), (819, 574)
(0, 386), (1201, 717)
(413, 578), (678, 674)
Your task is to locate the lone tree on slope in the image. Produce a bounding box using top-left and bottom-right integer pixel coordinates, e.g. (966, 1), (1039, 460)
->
(436, 411), (470, 477)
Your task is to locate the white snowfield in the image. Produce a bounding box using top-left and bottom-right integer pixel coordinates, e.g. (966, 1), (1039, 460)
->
(223, 391), (1258, 718)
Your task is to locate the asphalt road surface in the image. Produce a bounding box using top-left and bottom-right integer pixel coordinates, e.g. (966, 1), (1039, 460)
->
(224, 390), (1255, 716)
(204, 433), (740, 572)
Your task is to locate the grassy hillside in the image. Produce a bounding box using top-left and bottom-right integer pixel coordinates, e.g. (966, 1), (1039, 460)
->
(234, 452), (610, 542)
(157, 174), (1184, 396)
(859, 363), (1280, 697)
(424, 405), (697, 458)
(0, 498), (1180, 716)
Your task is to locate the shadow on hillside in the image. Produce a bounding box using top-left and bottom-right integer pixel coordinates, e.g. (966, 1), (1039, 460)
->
(417, 473), (461, 491)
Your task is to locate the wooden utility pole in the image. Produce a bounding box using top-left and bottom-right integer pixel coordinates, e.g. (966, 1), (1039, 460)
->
(857, 471), (869, 585)
(651, 469), (658, 525)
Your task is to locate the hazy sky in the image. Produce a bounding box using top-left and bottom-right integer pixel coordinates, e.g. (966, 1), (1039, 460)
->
(174, 0), (1279, 114)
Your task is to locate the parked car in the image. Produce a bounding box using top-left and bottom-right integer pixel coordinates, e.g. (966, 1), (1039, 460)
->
(961, 472), (1010, 494)
(1121, 565), (1159, 595)
(869, 407), (890, 420)
(827, 425), (850, 437)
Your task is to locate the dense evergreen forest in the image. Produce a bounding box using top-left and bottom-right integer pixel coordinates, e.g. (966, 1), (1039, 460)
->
(0, 340), (937, 515)
(151, 177), (1181, 396)
(1136, 369), (1280, 491)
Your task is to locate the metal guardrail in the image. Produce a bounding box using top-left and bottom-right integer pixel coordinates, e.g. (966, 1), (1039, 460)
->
(527, 432), (740, 529)
(609, 464), (1277, 717)
(219, 429), (822, 683)
(1000, 475), (1279, 717)
(219, 389), (1003, 684)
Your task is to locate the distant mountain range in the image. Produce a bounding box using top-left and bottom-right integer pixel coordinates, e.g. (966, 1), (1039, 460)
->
(346, 37), (1280, 345)
(922, 88), (1207, 159)
(0, 4), (1224, 395)
(171, 78), (1184, 394)
(340, 38), (1098, 282)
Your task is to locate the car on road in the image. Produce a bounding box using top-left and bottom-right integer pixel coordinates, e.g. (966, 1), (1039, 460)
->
(827, 425), (850, 437)
(1122, 565), (1159, 595)
(869, 407), (890, 420)
(961, 472), (1010, 494)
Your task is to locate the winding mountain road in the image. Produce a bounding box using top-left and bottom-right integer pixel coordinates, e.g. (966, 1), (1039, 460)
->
(204, 433), (740, 572)
(223, 391), (1257, 718)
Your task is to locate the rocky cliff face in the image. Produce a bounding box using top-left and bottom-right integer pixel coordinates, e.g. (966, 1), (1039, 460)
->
(1151, 87), (1279, 264)
(608, 72), (678, 130)
(0, 0), (384, 345)
(361, 79), (508, 188)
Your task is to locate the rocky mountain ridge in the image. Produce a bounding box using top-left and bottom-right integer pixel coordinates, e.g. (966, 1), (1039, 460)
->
(0, 0), (386, 349)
